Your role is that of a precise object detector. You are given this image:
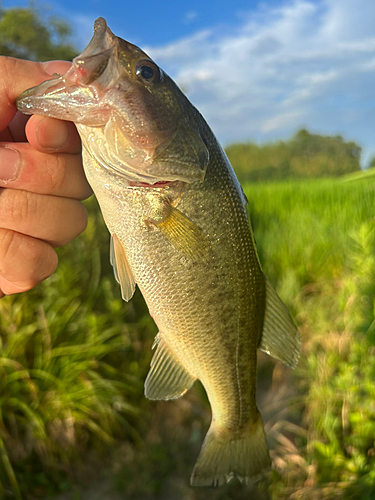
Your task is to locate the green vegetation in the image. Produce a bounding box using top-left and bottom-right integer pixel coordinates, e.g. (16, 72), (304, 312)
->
(226, 129), (361, 183)
(0, 197), (155, 498)
(0, 6), (77, 61)
(245, 175), (375, 499)
(0, 177), (374, 499)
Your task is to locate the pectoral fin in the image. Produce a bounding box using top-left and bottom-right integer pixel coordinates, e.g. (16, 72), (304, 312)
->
(151, 205), (211, 261)
(145, 334), (196, 400)
(110, 234), (136, 301)
(260, 277), (301, 368)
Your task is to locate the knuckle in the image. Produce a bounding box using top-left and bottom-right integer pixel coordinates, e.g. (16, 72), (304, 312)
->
(0, 228), (19, 267)
(0, 57), (28, 101)
(0, 56), (18, 83)
(47, 155), (67, 194)
(3, 189), (37, 227)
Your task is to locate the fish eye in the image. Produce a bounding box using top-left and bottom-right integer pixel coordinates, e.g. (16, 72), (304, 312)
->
(135, 60), (161, 83)
(138, 65), (154, 80)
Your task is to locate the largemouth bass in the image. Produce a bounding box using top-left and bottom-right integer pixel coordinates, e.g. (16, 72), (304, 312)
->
(17, 18), (300, 487)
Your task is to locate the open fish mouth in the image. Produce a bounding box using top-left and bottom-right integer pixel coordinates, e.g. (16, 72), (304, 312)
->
(17, 17), (209, 186)
(16, 18), (122, 126)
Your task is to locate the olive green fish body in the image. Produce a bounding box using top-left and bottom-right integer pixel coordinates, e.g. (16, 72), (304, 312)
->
(86, 126), (264, 423)
(16, 18), (300, 486)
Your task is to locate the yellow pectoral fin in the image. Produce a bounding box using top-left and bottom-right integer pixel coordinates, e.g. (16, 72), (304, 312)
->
(151, 205), (211, 261)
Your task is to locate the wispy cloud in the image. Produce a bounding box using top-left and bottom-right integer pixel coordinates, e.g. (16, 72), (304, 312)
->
(183, 11), (198, 25)
(145, 0), (375, 163)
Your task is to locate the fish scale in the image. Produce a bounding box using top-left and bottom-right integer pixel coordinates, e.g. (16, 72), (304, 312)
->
(16, 17), (300, 487)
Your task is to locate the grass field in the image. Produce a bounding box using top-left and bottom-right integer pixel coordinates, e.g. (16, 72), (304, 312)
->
(1, 174), (375, 499)
(245, 175), (375, 499)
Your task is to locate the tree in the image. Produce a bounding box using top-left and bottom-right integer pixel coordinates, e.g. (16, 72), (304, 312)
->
(0, 6), (77, 61)
(367, 156), (375, 170)
(226, 129), (362, 183)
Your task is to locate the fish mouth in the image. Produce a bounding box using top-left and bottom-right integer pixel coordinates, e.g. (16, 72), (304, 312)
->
(128, 180), (173, 188)
(16, 77), (111, 125)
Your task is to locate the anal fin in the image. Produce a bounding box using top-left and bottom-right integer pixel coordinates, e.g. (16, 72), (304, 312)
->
(110, 234), (136, 302)
(145, 334), (196, 400)
(260, 276), (301, 368)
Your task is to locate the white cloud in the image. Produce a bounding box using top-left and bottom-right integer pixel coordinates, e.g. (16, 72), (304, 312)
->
(145, 0), (375, 164)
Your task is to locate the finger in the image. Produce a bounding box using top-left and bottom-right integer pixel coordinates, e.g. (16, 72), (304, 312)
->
(0, 142), (92, 199)
(42, 61), (72, 75)
(25, 115), (82, 154)
(7, 112), (30, 142)
(0, 57), (71, 131)
(0, 188), (88, 247)
(0, 228), (58, 295)
(0, 113), (29, 143)
(0, 127), (14, 143)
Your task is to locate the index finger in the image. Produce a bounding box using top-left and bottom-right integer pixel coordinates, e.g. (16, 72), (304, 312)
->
(25, 115), (82, 155)
(0, 57), (71, 132)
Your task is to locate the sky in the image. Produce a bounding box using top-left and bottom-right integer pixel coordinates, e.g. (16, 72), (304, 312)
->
(3, 0), (375, 165)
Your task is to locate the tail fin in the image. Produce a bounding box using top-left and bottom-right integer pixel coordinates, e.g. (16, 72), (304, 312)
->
(190, 412), (271, 487)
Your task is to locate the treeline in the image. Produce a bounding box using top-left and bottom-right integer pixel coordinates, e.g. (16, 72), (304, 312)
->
(0, 6), (77, 61)
(226, 129), (362, 183)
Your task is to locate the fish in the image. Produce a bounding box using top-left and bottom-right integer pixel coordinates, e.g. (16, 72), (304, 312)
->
(16, 18), (301, 487)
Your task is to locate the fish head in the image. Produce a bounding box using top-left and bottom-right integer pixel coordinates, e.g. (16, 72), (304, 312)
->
(16, 18), (209, 185)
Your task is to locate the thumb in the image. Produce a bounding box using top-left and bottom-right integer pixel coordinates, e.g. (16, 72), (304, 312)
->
(0, 57), (71, 131)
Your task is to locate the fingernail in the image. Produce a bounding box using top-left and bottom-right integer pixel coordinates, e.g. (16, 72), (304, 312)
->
(36, 117), (69, 150)
(0, 147), (20, 182)
(42, 61), (72, 76)
(41, 60), (60, 75)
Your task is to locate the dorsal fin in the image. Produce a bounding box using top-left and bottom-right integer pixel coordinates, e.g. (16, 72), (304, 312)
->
(145, 334), (196, 400)
(110, 234), (136, 302)
(260, 277), (301, 368)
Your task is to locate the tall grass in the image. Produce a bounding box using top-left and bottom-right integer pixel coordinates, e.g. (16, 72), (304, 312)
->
(0, 197), (154, 497)
(1, 177), (375, 498)
(243, 177), (375, 499)
(246, 178), (375, 305)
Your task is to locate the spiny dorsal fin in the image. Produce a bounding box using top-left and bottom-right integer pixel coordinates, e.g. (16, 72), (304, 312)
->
(260, 277), (301, 368)
(152, 206), (211, 261)
(145, 334), (196, 400)
(110, 234), (136, 302)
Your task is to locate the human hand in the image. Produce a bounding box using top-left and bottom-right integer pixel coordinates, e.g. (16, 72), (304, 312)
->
(0, 57), (92, 297)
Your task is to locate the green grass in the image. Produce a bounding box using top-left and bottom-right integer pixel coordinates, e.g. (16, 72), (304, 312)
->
(246, 178), (375, 291)
(0, 197), (156, 497)
(243, 178), (375, 499)
(1, 177), (375, 498)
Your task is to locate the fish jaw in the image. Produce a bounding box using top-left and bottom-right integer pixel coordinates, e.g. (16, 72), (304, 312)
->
(16, 76), (113, 126)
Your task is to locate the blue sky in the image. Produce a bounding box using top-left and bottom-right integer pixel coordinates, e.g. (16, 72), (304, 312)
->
(3, 0), (375, 165)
